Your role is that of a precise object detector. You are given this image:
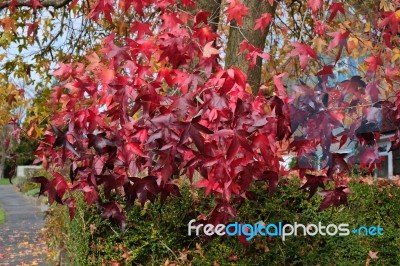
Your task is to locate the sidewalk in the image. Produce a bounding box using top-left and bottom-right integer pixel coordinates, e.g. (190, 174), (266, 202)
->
(0, 185), (47, 265)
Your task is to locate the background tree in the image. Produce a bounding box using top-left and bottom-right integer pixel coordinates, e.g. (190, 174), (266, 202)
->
(0, 82), (27, 179)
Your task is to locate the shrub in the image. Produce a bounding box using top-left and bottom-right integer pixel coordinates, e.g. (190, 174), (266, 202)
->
(4, 135), (38, 179)
(44, 177), (400, 265)
(16, 168), (50, 196)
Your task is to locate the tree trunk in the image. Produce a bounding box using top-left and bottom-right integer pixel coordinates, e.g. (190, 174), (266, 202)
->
(196, 0), (222, 33)
(0, 127), (6, 179)
(225, 0), (276, 95)
(188, 0), (222, 71)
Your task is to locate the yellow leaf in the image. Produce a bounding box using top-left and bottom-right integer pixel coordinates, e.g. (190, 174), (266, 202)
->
(118, 21), (127, 36)
(0, 17), (16, 32)
(379, 0), (390, 11)
(392, 48), (400, 62)
(313, 37), (326, 53)
(341, 20), (351, 30)
(347, 37), (358, 52)
(364, 22), (370, 33)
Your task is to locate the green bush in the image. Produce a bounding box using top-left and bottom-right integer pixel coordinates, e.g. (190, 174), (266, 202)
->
(4, 135), (38, 179)
(44, 178), (400, 265)
(0, 178), (12, 185)
(16, 168), (50, 195)
(19, 180), (40, 194)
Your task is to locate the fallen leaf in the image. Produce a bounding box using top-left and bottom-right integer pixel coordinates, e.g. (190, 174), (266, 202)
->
(368, 250), (378, 259)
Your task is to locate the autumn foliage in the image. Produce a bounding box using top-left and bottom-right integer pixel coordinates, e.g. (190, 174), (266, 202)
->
(1, 0), (396, 229)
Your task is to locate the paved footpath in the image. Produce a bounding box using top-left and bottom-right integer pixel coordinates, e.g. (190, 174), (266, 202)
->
(0, 185), (48, 265)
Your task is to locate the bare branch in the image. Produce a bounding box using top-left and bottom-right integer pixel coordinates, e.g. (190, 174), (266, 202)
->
(0, 0), (72, 10)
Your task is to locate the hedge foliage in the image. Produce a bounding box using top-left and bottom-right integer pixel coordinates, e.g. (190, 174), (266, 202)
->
(44, 177), (400, 265)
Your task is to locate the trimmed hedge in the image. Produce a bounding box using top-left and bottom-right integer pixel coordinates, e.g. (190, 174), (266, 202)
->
(44, 177), (400, 265)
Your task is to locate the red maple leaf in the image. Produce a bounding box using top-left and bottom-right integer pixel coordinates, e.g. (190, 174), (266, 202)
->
(68, 0), (79, 10)
(365, 55), (383, 76)
(26, 22), (38, 38)
(160, 12), (184, 30)
(119, 0), (137, 13)
(273, 73), (287, 100)
(9, 0), (18, 12)
(29, 0), (43, 12)
(135, 0), (148, 15)
(316, 65), (334, 83)
(328, 2), (345, 22)
(327, 30), (350, 62)
(50, 125), (80, 162)
(239, 41), (270, 69)
(52, 172), (68, 199)
(289, 42), (317, 70)
(382, 31), (393, 49)
(254, 12), (272, 33)
(101, 202), (126, 230)
(88, 0), (114, 24)
(118, 0), (129, 12)
(261, 170), (279, 196)
(31, 176), (62, 205)
(365, 80), (381, 102)
(379, 11), (400, 35)
(318, 187), (349, 211)
(101, 41), (130, 65)
(317, 65), (334, 76)
(193, 26), (219, 45)
(307, 0), (322, 16)
(181, 0), (195, 8)
(300, 174), (326, 199)
(226, 0), (249, 26)
(194, 11), (210, 27)
(327, 153), (350, 180)
(314, 20), (328, 36)
(129, 22), (152, 39)
(194, 175), (220, 197)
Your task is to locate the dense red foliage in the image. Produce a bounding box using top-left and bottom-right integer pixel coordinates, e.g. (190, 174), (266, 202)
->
(28, 0), (400, 229)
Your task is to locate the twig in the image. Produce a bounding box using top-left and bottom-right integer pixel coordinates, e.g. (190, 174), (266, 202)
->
(0, 0), (72, 10)
(160, 240), (180, 262)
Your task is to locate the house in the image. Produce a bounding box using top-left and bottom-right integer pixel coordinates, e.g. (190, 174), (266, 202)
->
(373, 133), (400, 179)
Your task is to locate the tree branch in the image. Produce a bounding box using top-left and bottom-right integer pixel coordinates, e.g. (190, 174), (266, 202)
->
(0, 0), (72, 10)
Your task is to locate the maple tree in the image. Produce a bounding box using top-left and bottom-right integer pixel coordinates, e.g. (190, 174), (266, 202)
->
(1, 0), (400, 231)
(0, 82), (27, 179)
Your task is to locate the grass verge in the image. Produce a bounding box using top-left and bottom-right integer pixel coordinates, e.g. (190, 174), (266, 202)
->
(0, 207), (5, 224)
(0, 178), (12, 186)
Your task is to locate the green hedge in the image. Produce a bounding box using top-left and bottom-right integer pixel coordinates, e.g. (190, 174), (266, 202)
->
(44, 178), (400, 265)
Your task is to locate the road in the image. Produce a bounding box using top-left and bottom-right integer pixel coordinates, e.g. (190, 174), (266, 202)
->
(0, 185), (47, 265)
